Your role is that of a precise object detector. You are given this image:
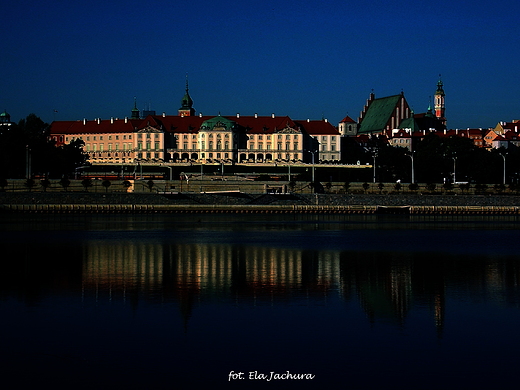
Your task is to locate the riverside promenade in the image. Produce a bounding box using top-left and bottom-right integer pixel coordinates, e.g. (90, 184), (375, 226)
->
(2, 192), (520, 215)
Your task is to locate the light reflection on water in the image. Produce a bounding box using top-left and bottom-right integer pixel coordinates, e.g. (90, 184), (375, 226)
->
(1, 214), (520, 389)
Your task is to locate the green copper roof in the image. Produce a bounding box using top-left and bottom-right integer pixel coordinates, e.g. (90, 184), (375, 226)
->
(200, 115), (236, 131)
(358, 95), (401, 134)
(180, 91), (193, 109)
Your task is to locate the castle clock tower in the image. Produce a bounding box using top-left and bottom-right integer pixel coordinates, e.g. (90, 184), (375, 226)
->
(434, 76), (446, 126)
(178, 75), (195, 117)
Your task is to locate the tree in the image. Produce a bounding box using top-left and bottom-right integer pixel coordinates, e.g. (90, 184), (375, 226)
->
(0, 113), (88, 179)
(122, 180), (132, 192)
(40, 178), (51, 192)
(81, 178), (93, 192)
(426, 183), (437, 193)
(102, 179), (112, 193)
(59, 177), (71, 192)
(325, 181), (332, 193)
(408, 183), (419, 193)
(25, 178), (36, 192)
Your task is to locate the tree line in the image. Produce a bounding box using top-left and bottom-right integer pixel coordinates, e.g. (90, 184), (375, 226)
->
(0, 114), (87, 179)
(343, 132), (517, 184)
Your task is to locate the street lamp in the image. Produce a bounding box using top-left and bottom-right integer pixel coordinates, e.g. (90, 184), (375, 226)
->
(452, 156), (457, 183)
(372, 152), (377, 183)
(501, 152), (507, 185)
(306, 149), (316, 183)
(406, 152), (415, 184)
(162, 164), (172, 181)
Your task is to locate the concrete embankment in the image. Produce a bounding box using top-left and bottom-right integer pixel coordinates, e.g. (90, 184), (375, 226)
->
(2, 192), (520, 215)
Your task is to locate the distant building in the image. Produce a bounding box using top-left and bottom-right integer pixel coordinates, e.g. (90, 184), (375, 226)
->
(0, 110), (14, 128)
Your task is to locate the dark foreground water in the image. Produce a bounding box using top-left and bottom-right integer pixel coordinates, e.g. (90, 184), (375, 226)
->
(1, 214), (520, 390)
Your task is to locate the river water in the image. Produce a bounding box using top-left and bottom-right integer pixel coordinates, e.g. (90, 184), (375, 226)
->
(1, 214), (520, 389)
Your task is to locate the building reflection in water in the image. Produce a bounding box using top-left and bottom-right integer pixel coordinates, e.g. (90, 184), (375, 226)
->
(77, 239), (520, 337)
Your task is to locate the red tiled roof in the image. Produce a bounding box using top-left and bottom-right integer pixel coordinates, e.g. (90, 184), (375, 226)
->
(294, 120), (339, 135)
(235, 115), (299, 134)
(49, 119), (141, 135)
(340, 115), (356, 123)
(48, 114), (338, 137)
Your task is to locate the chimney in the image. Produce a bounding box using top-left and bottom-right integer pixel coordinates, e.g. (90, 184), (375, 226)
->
(307, 119), (310, 122)
(236, 113), (240, 118)
(255, 113), (258, 118)
(97, 118), (101, 124)
(125, 117), (128, 123)
(325, 118), (328, 123)
(271, 113), (275, 118)
(162, 112), (166, 117)
(110, 117), (114, 124)
(199, 113), (202, 118)
(83, 118), (86, 125)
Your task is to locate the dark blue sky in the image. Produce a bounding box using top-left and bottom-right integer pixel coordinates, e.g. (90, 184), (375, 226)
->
(2, 0), (519, 129)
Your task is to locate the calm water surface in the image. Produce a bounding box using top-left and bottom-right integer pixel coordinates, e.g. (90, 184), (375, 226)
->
(1, 214), (520, 389)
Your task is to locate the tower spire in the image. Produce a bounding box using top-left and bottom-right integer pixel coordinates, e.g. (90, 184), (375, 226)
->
(178, 74), (195, 117)
(131, 96), (140, 120)
(434, 75), (446, 126)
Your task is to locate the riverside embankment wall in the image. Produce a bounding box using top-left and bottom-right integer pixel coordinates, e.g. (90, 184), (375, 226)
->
(2, 192), (520, 215)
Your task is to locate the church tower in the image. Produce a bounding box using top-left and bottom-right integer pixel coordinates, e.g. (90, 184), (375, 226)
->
(434, 76), (446, 126)
(178, 75), (195, 117)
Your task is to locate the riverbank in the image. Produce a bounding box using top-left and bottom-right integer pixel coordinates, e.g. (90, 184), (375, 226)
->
(1, 192), (520, 214)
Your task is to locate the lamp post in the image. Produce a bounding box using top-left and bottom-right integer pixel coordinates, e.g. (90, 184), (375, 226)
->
(372, 152), (377, 183)
(501, 153), (507, 185)
(406, 152), (415, 184)
(452, 156), (457, 183)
